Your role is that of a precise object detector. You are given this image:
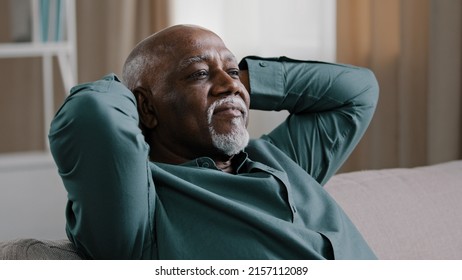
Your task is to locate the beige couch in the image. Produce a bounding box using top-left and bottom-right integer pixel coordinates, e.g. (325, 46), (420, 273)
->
(1, 160), (461, 260)
(326, 160), (462, 259)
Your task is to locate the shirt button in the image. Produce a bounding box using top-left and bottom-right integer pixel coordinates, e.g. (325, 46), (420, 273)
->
(259, 62), (268, 67)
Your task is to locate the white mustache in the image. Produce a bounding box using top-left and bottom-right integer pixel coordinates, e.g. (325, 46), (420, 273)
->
(207, 97), (248, 125)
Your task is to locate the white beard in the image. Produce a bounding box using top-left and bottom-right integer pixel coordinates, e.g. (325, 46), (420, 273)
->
(207, 97), (250, 156)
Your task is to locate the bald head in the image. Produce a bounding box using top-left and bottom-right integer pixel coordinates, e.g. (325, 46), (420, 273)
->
(122, 24), (224, 92)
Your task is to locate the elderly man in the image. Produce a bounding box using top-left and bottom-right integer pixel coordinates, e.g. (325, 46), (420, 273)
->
(49, 24), (378, 259)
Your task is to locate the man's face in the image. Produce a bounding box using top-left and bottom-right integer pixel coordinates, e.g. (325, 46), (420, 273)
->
(149, 28), (250, 159)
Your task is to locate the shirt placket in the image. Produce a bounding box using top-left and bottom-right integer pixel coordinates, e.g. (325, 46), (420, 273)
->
(248, 162), (298, 223)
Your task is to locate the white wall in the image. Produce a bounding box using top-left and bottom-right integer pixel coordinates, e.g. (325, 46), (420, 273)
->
(169, 0), (336, 137)
(0, 153), (67, 240)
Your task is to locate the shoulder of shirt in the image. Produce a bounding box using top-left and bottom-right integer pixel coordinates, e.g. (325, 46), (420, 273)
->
(69, 73), (129, 96)
(246, 137), (284, 156)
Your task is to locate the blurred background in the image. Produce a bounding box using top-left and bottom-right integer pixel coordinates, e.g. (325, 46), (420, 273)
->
(0, 0), (460, 240)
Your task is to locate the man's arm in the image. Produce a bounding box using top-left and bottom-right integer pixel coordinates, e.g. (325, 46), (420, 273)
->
(48, 75), (155, 259)
(241, 56), (379, 185)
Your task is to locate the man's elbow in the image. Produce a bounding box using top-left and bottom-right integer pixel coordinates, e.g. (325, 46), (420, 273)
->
(358, 67), (380, 109)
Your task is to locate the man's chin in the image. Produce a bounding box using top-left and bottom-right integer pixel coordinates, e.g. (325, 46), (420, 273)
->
(211, 118), (247, 134)
(210, 126), (250, 157)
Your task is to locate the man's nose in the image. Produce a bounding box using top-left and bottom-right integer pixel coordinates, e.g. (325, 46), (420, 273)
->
(211, 70), (241, 96)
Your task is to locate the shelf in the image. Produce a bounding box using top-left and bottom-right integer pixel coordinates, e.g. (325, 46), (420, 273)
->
(0, 42), (74, 58)
(0, 0), (77, 155)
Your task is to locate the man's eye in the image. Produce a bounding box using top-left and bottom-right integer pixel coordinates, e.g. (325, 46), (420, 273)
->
(189, 70), (208, 80)
(228, 69), (240, 78)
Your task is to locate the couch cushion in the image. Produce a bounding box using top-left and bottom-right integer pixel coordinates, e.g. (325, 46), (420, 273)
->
(325, 160), (462, 260)
(0, 238), (82, 260)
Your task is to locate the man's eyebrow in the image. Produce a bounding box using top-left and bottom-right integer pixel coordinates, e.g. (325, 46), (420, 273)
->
(178, 53), (238, 71)
(224, 53), (238, 65)
(178, 55), (209, 70)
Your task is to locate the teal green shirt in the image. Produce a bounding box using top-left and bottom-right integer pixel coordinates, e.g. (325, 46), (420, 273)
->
(49, 56), (379, 259)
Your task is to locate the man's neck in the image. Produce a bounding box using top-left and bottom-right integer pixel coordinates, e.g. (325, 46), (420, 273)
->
(148, 141), (237, 174)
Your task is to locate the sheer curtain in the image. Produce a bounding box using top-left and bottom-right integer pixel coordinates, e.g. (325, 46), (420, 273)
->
(337, 0), (462, 171)
(77, 0), (169, 82)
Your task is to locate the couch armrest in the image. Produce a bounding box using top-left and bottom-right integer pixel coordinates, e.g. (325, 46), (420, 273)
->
(0, 238), (82, 260)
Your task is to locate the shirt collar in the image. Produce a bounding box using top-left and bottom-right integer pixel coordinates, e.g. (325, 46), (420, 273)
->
(179, 151), (250, 174)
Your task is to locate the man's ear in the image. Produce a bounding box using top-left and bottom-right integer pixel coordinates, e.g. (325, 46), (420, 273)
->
(133, 87), (158, 129)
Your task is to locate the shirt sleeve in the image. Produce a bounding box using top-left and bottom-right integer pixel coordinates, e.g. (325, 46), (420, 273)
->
(48, 74), (155, 259)
(241, 56), (379, 185)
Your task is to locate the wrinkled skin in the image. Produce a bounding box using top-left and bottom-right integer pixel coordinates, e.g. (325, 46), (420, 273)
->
(124, 25), (251, 173)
